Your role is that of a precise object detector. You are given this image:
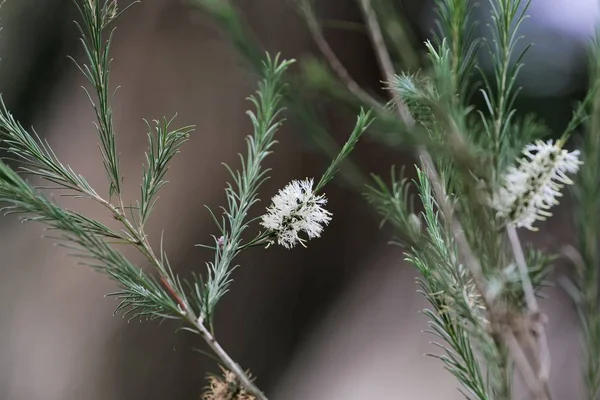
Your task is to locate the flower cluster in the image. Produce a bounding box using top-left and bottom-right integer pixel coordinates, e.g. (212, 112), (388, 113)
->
(203, 367), (255, 400)
(260, 178), (332, 249)
(492, 139), (582, 230)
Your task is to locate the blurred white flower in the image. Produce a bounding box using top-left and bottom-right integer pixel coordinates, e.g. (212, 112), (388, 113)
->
(261, 178), (332, 249)
(493, 139), (582, 230)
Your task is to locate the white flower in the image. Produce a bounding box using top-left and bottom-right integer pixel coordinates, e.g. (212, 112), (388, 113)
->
(492, 139), (582, 230)
(260, 178), (332, 249)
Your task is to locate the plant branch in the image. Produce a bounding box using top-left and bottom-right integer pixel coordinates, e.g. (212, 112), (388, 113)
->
(358, 2), (553, 399)
(91, 187), (266, 399)
(503, 328), (544, 397)
(298, 1), (381, 109)
(73, 0), (123, 205)
(359, 0), (489, 301)
(192, 318), (267, 400)
(358, 0), (414, 125)
(421, 156), (491, 305)
(507, 225), (552, 399)
(507, 226), (538, 313)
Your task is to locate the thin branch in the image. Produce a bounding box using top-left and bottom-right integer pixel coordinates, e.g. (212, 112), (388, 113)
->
(503, 328), (545, 397)
(508, 225), (552, 398)
(507, 226), (539, 312)
(97, 192), (266, 399)
(298, 1), (381, 109)
(358, 0), (395, 89)
(421, 155), (491, 305)
(192, 318), (267, 400)
(358, 0), (414, 126)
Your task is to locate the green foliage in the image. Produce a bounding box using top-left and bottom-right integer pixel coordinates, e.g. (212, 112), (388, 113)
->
(196, 0), (593, 398)
(491, 114), (549, 175)
(345, 0), (563, 398)
(0, 160), (180, 321)
(479, 0), (532, 175)
(0, 2), (370, 397)
(314, 109), (373, 192)
(0, 98), (97, 195)
(433, 0), (480, 100)
(409, 167), (500, 400)
(0, 0), (194, 325)
(0, 0), (595, 398)
(387, 72), (439, 136)
(72, 0), (123, 199)
(364, 167), (421, 247)
(140, 117), (194, 226)
(571, 29), (600, 400)
(487, 247), (556, 308)
(200, 54), (293, 324)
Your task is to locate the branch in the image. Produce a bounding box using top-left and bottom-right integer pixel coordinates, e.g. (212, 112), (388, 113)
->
(90, 183), (266, 399)
(357, 2), (551, 399)
(507, 226), (539, 313)
(359, 0), (489, 301)
(358, 0), (414, 125)
(73, 0), (123, 204)
(193, 318), (266, 400)
(508, 226), (552, 399)
(421, 155), (491, 305)
(298, 1), (381, 109)
(503, 328), (545, 396)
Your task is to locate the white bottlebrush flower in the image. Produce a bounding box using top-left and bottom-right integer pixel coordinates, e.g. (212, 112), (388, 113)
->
(260, 178), (332, 249)
(492, 139), (582, 230)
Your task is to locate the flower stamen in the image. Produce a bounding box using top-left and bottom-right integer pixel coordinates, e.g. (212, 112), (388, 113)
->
(260, 178), (332, 249)
(492, 139), (582, 230)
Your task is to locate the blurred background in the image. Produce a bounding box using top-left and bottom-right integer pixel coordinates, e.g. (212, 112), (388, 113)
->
(0, 0), (595, 399)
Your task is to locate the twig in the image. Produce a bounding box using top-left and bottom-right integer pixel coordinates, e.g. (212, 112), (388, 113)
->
(358, 0), (395, 89)
(421, 156), (492, 305)
(130, 229), (265, 399)
(84, 190), (266, 399)
(358, 0), (413, 125)
(299, 1), (381, 109)
(503, 328), (545, 397)
(134, 231), (267, 399)
(508, 225), (552, 399)
(507, 226), (538, 312)
(192, 318), (266, 399)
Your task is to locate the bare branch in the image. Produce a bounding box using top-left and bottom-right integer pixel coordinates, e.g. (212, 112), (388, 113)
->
(298, 1), (381, 109)
(358, 0), (413, 124)
(508, 226), (552, 398)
